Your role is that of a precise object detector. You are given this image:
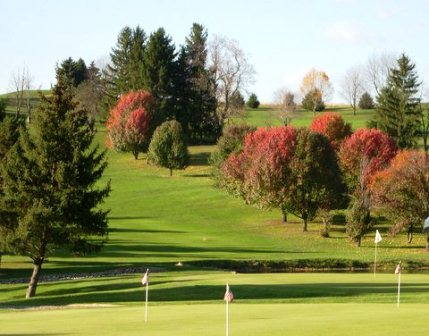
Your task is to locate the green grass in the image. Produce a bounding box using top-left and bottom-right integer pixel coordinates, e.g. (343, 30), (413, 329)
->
(238, 105), (376, 130)
(3, 303), (428, 336)
(2, 272), (429, 335)
(1, 106), (429, 334)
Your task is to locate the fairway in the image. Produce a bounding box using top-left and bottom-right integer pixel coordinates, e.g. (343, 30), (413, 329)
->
(1, 303), (427, 336)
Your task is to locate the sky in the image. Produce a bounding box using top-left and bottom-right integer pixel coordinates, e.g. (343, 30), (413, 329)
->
(1, 0), (429, 103)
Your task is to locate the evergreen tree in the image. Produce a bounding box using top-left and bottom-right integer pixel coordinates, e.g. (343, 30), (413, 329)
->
(358, 92), (375, 109)
(375, 54), (421, 148)
(0, 79), (110, 298)
(182, 23), (219, 143)
(142, 28), (177, 127)
(56, 57), (88, 88)
(0, 98), (7, 121)
(103, 26), (146, 111)
(247, 93), (260, 108)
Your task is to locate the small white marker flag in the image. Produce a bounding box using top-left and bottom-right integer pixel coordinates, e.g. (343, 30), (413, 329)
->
(224, 284), (234, 303)
(375, 230), (382, 244)
(141, 269), (149, 286)
(395, 263), (401, 275)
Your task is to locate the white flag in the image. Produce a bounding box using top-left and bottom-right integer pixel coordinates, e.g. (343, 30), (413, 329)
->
(395, 263), (401, 274)
(375, 230), (382, 244)
(224, 284), (234, 303)
(141, 269), (149, 286)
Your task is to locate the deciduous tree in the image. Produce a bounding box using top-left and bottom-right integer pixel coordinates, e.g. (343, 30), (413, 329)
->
(209, 36), (255, 122)
(339, 128), (397, 246)
(285, 128), (346, 231)
(300, 69), (333, 115)
(147, 120), (189, 176)
(341, 66), (365, 115)
(106, 90), (152, 160)
(273, 88), (297, 126)
(309, 112), (352, 150)
(371, 150), (429, 245)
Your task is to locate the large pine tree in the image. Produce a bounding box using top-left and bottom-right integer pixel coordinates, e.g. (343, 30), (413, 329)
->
(182, 23), (220, 143)
(0, 79), (110, 298)
(375, 54), (421, 148)
(142, 28), (177, 127)
(104, 26), (146, 111)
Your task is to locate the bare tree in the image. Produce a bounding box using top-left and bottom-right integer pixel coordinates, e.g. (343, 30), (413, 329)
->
(10, 66), (33, 120)
(209, 36), (255, 122)
(340, 66), (365, 115)
(24, 67), (34, 122)
(365, 52), (397, 96)
(273, 88), (298, 125)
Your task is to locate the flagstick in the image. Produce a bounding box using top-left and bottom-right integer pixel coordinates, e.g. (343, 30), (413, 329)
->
(397, 271), (401, 308)
(145, 282), (149, 322)
(226, 298), (229, 336)
(373, 243), (377, 277)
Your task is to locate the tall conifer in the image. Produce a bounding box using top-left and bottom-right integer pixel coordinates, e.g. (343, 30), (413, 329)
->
(375, 54), (421, 148)
(0, 79), (110, 298)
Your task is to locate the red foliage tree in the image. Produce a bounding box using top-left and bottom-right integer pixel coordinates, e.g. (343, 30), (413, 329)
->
(106, 90), (152, 159)
(371, 150), (429, 245)
(339, 128), (397, 245)
(309, 112), (352, 150)
(221, 127), (296, 216)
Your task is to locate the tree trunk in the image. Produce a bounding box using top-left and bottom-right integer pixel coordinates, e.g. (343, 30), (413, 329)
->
(354, 235), (362, 247)
(281, 207), (287, 223)
(26, 260), (43, 299)
(303, 217), (308, 232)
(169, 168), (173, 177)
(132, 151), (139, 160)
(407, 225), (413, 244)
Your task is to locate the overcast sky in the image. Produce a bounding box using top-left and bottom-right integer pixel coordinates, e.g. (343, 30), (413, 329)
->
(1, 0), (429, 102)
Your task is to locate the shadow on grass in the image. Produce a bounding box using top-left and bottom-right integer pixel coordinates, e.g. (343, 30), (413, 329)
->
(109, 227), (187, 234)
(188, 152), (211, 166)
(3, 282), (429, 308)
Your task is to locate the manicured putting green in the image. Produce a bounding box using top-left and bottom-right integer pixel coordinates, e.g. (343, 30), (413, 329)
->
(1, 303), (427, 336)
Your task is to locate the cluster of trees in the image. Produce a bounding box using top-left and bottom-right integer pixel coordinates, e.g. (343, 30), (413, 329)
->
(214, 108), (428, 246)
(0, 76), (110, 298)
(102, 24), (254, 145)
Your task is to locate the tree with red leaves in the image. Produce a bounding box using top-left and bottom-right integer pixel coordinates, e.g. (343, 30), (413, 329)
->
(106, 90), (152, 160)
(309, 112), (352, 150)
(339, 128), (397, 246)
(222, 127), (296, 219)
(222, 126), (345, 231)
(371, 150), (429, 245)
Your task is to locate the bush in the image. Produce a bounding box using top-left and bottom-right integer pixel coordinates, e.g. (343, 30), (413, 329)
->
(246, 93), (260, 109)
(358, 92), (375, 109)
(147, 120), (189, 176)
(302, 89), (325, 112)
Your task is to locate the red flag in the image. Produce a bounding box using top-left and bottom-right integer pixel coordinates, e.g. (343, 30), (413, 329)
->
(224, 284), (234, 303)
(141, 269), (149, 286)
(395, 263), (401, 274)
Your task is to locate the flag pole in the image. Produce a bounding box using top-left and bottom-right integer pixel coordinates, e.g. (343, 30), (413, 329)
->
(226, 296), (229, 336)
(145, 281), (149, 322)
(374, 242), (378, 277)
(397, 264), (401, 308)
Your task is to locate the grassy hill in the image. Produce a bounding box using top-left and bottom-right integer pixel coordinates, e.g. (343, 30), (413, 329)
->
(1, 105), (429, 334)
